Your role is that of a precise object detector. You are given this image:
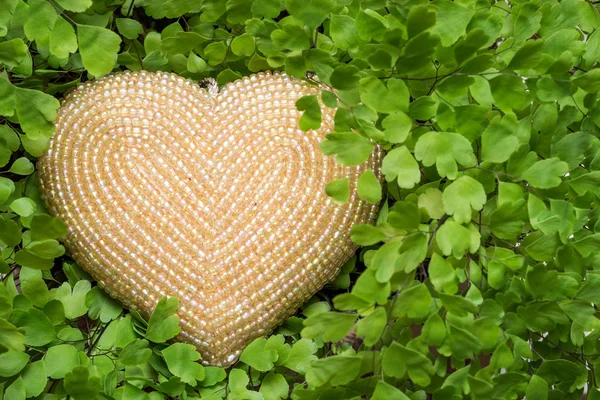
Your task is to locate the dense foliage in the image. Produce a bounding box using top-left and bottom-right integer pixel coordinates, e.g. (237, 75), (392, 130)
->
(2, 0), (600, 398)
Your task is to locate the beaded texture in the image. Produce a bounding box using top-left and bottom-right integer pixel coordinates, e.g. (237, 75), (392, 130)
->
(37, 70), (382, 366)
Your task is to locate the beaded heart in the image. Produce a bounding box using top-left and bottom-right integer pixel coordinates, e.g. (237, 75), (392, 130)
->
(37, 70), (382, 366)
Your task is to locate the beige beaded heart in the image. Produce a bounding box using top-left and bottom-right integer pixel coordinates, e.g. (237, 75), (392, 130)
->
(37, 70), (382, 366)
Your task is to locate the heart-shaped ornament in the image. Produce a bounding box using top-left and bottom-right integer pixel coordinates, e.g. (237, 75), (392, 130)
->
(37, 71), (382, 366)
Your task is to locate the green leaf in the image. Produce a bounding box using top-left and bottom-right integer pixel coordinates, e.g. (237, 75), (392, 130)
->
(0, 124), (19, 151)
(159, 376), (186, 397)
(20, 361), (47, 398)
(302, 312), (356, 342)
(0, 77), (15, 116)
(264, 335), (290, 366)
(383, 342), (435, 386)
(436, 220), (473, 259)
(142, 0), (200, 18)
(321, 90), (337, 108)
(360, 77), (409, 114)
(15, 86), (60, 138)
(86, 286), (122, 323)
(330, 65), (360, 91)
(252, 0), (280, 18)
(522, 232), (561, 262)
(296, 95), (322, 131)
(77, 25), (121, 77)
(23, 0), (57, 47)
(231, 33), (255, 56)
(392, 283), (432, 320)
(54, 0), (91, 12)
(15, 249), (54, 270)
(575, 273), (600, 303)
(30, 214), (67, 241)
(27, 239), (65, 259)
(9, 197), (36, 217)
(163, 343), (205, 385)
(537, 359), (584, 387)
(259, 373), (288, 400)
(320, 132), (373, 166)
(0, 218), (21, 247)
(51, 281), (91, 318)
(507, 40), (544, 70)
(397, 232), (428, 273)
(513, 2), (542, 42)
(272, 26), (309, 51)
(357, 170), (382, 204)
(521, 158), (569, 189)
(382, 112), (412, 144)
(442, 176), (486, 224)
(20, 134), (49, 157)
(44, 344), (80, 379)
(0, 319), (25, 353)
(422, 313), (446, 346)
(20, 268), (49, 308)
(7, 157), (33, 175)
(5, 377), (25, 400)
(575, 68), (600, 93)
(481, 115), (520, 163)
(552, 131), (592, 170)
(116, 18), (143, 40)
(356, 9), (389, 41)
(335, 291), (366, 310)
(429, 253), (457, 294)
(64, 366), (101, 400)
(489, 75), (529, 112)
(526, 375), (548, 400)
(410, 96), (438, 121)
(0, 38), (27, 68)
(203, 41), (227, 65)
(240, 338), (278, 371)
(119, 339), (152, 366)
(187, 51), (207, 73)
(354, 307), (387, 346)
(490, 342), (514, 369)
(372, 241), (402, 283)
(11, 308), (56, 346)
(229, 368), (250, 392)
(438, 293), (478, 316)
(371, 380), (410, 400)
(283, 338), (317, 373)
(350, 224), (386, 246)
(407, 5), (436, 38)
(325, 178), (349, 204)
(145, 296), (181, 343)
(50, 17), (78, 59)
(305, 355), (361, 387)
(162, 32), (207, 55)
(200, 366), (227, 387)
(418, 188), (445, 220)
(0, 351), (29, 377)
(414, 132), (476, 179)
(330, 14), (359, 51)
(432, 0), (475, 46)
(285, 0), (336, 30)
(381, 146), (421, 189)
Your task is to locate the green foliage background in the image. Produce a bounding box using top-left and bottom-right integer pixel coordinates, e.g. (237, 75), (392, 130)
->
(2, 0), (600, 398)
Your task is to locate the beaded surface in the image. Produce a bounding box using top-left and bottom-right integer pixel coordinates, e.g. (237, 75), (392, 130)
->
(37, 70), (382, 366)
